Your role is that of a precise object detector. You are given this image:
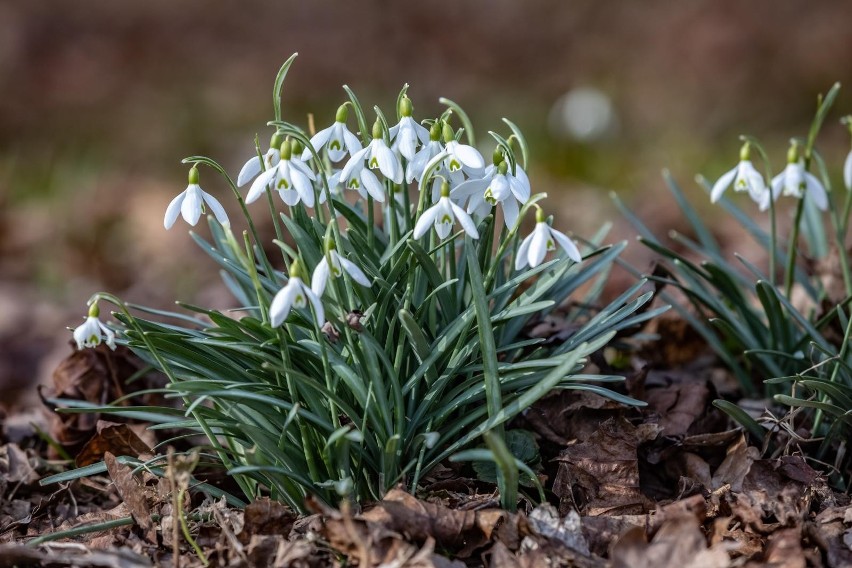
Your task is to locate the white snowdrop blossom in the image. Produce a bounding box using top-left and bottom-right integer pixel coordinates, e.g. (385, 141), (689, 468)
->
(164, 166), (230, 229)
(270, 260), (324, 327)
(406, 123), (446, 184)
(453, 158), (531, 228)
(246, 140), (317, 207)
(339, 119), (403, 202)
(414, 181), (479, 240)
(515, 209), (582, 270)
(389, 96), (429, 160)
(770, 143), (828, 210)
(72, 303), (116, 351)
(442, 122), (485, 178)
(710, 144), (770, 210)
(237, 133), (283, 187)
(844, 149), (852, 192)
(311, 245), (371, 297)
(302, 104), (362, 163)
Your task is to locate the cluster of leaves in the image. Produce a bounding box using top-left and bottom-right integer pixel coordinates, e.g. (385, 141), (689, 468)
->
(616, 83), (852, 489)
(52, 54), (661, 510)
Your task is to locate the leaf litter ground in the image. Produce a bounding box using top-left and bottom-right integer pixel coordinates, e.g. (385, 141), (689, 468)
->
(1, 310), (851, 568)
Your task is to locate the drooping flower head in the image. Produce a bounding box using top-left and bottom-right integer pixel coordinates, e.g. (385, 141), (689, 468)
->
(389, 95), (430, 161)
(442, 122), (485, 179)
(246, 139), (317, 207)
(413, 180), (479, 240)
(237, 132), (283, 187)
(302, 104), (363, 163)
(771, 140), (828, 210)
(842, 115), (852, 191)
(710, 142), (770, 210)
(453, 149), (531, 228)
(270, 258), (325, 327)
(339, 118), (403, 202)
(164, 165), (230, 229)
(515, 208), (582, 270)
(72, 302), (116, 351)
(311, 232), (371, 297)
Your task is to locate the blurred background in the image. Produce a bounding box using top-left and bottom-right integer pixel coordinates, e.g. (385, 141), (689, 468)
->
(2, 0), (852, 409)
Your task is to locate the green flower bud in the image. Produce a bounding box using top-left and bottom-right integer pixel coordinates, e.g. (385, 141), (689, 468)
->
(372, 118), (383, 140)
(88, 302), (100, 318)
(399, 95), (413, 118)
(290, 258), (306, 280)
(280, 139), (292, 160)
(492, 147), (504, 166)
(188, 165), (200, 185)
(440, 180), (450, 198)
(335, 104), (349, 123)
(270, 132), (284, 151)
(786, 141), (800, 164)
(497, 160), (509, 175)
(429, 122), (442, 142)
(442, 122), (455, 143)
(535, 207), (546, 223)
(739, 142), (751, 162)
(291, 140), (304, 156)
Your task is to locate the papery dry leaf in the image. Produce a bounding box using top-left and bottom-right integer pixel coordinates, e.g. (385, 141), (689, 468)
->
(237, 497), (296, 544)
(711, 434), (758, 492)
(610, 518), (731, 568)
(76, 422), (152, 467)
(645, 373), (710, 437)
(749, 527), (805, 568)
(811, 506), (852, 568)
(0, 443), (39, 485)
(104, 451), (155, 544)
(553, 417), (659, 516)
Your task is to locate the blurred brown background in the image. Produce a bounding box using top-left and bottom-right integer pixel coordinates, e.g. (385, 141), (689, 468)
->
(2, 0), (851, 408)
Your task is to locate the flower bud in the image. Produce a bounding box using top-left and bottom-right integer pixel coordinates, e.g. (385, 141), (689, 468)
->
(335, 104), (349, 123)
(442, 122), (455, 143)
(291, 139), (304, 156)
(786, 141), (800, 164)
(440, 180), (450, 198)
(88, 302), (100, 318)
(188, 165), (200, 185)
(497, 160), (509, 175)
(399, 95), (413, 118)
(535, 207), (546, 223)
(280, 139), (293, 160)
(290, 258), (306, 280)
(372, 118), (383, 140)
(429, 122), (442, 142)
(739, 142), (751, 162)
(270, 132), (284, 150)
(492, 147), (504, 166)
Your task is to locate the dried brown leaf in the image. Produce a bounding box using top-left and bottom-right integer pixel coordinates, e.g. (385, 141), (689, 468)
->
(104, 451), (155, 544)
(237, 497), (296, 544)
(76, 421), (152, 467)
(711, 434), (759, 492)
(610, 518), (731, 568)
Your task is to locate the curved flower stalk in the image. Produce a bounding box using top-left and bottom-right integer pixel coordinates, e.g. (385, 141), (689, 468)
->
(237, 132), (283, 187)
(770, 142), (828, 210)
(302, 104), (362, 163)
(413, 181), (479, 240)
(311, 239), (371, 297)
(389, 96), (429, 161)
(515, 208), (582, 269)
(72, 302), (116, 350)
(710, 142), (770, 210)
(164, 166), (230, 229)
(246, 140), (317, 207)
(270, 259), (324, 326)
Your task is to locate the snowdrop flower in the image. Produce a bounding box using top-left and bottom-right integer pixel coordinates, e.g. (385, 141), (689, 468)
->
(389, 96), (429, 160)
(843, 116), (852, 191)
(302, 104), (362, 163)
(515, 208), (582, 270)
(770, 142), (828, 210)
(453, 152), (530, 227)
(237, 132), (283, 187)
(442, 122), (485, 178)
(710, 142), (770, 209)
(164, 166), (230, 229)
(72, 302), (116, 351)
(311, 240), (371, 297)
(246, 140), (317, 207)
(339, 119), (402, 202)
(270, 259), (324, 327)
(413, 181), (479, 240)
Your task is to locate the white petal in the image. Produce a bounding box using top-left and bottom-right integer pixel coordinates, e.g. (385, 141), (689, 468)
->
(528, 224), (550, 267)
(805, 172), (828, 210)
(237, 156), (261, 187)
(304, 286), (325, 325)
(377, 144), (403, 183)
(413, 204), (441, 238)
(291, 158), (316, 181)
(450, 201), (479, 238)
(501, 197), (519, 229)
(98, 321), (117, 350)
(413, 121), (430, 144)
(451, 143), (485, 169)
(509, 172), (531, 203)
(451, 178), (488, 200)
(710, 166), (737, 203)
(770, 172), (785, 200)
(339, 256), (371, 286)
(279, 188), (301, 206)
(844, 150), (852, 191)
(551, 228), (582, 262)
(270, 282), (299, 327)
(361, 169), (386, 202)
(341, 147), (369, 180)
(292, 169), (315, 207)
(246, 167), (277, 204)
(343, 129), (363, 156)
(201, 191), (230, 226)
(515, 233), (534, 270)
(304, 125), (334, 160)
(181, 185), (204, 226)
(311, 257), (331, 297)
(397, 126), (418, 161)
(164, 190), (186, 229)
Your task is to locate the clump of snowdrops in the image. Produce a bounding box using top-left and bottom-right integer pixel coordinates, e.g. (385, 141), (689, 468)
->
(60, 55), (659, 510)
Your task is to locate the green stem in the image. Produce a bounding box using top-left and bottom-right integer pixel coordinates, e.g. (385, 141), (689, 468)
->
(784, 198), (806, 298)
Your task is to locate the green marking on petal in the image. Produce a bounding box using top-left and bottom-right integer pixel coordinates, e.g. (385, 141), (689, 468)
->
(278, 178), (289, 189)
(369, 157), (379, 169)
(89, 334), (99, 344)
(449, 159), (461, 171)
(546, 238), (555, 251)
(350, 179), (360, 189)
(330, 140), (342, 151)
(332, 266), (342, 277)
(294, 294), (306, 308)
(440, 214), (453, 224)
